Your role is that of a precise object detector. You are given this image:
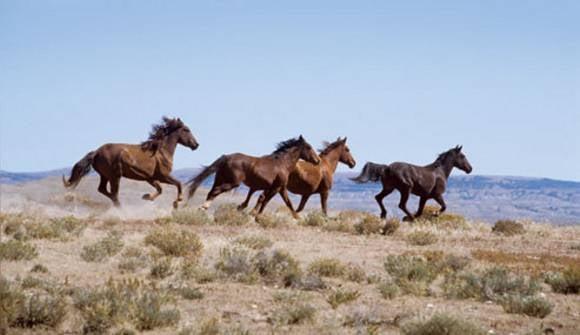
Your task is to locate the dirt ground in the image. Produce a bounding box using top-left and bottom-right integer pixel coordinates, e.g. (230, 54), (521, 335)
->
(1, 177), (579, 334)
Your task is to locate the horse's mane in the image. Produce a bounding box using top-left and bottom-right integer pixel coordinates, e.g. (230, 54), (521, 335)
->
(272, 137), (303, 154)
(319, 138), (344, 156)
(141, 117), (184, 152)
(430, 147), (459, 168)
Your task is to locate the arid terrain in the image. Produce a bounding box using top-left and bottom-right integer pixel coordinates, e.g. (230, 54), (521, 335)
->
(1, 177), (579, 334)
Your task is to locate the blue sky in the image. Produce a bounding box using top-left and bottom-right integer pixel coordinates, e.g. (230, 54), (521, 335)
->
(1, 1), (578, 180)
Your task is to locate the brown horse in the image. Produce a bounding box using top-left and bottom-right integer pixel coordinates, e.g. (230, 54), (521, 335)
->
(63, 117), (199, 208)
(351, 145), (472, 221)
(249, 137), (355, 215)
(187, 136), (320, 218)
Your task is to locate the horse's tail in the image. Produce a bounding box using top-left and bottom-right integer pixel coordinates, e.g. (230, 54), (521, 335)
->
(350, 162), (388, 183)
(187, 155), (227, 199)
(62, 151), (96, 189)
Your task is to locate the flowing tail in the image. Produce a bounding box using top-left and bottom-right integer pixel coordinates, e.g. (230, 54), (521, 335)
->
(187, 155), (227, 199)
(62, 151), (96, 189)
(350, 162), (388, 183)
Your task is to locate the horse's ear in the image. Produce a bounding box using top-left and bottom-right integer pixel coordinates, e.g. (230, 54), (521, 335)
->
(299, 135), (304, 141)
(343, 137), (348, 143)
(458, 145), (463, 152)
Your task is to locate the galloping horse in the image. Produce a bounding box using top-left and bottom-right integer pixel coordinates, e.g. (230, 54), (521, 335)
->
(187, 136), (320, 218)
(63, 117), (199, 208)
(351, 146), (472, 221)
(249, 137), (355, 215)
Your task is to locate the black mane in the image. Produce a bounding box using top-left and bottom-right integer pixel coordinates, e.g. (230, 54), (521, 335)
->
(272, 137), (303, 154)
(141, 117), (183, 151)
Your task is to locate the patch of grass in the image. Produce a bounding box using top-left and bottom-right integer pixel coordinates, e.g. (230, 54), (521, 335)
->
(171, 208), (212, 225)
(175, 286), (203, 300)
(345, 263), (367, 283)
(354, 214), (383, 235)
(0, 276), (25, 329)
(30, 264), (49, 273)
(181, 261), (217, 283)
(492, 219), (525, 236)
(406, 230), (438, 246)
(414, 206), (468, 230)
(443, 266), (540, 301)
(545, 264), (580, 294)
(118, 247), (150, 273)
(384, 255), (438, 296)
(213, 203), (252, 226)
(133, 292), (180, 331)
(81, 231), (124, 262)
(255, 212), (290, 229)
(10, 293), (67, 329)
(196, 317), (220, 335)
(145, 227), (203, 259)
(215, 247), (258, 283)
(378, 281), (400, 299)
(500, 295), (553, 318)
(0, 240), (38, 261)
(25, 215), (87, 241)
(270, 303), (316, 325)
(253, 249), (302, 286)
(322, 219), (356, 234)
(1, 213), (28, 235)
(300, 211), (327, 227)
(308, 258), (347, 278)
(401, 313), (486, 335)
(472, 249), (578, 275)
(382, 218), (400, 235)
(150, 258), (175, 279)
(235, 235), (273, 250)
(327, 288), (360, 309)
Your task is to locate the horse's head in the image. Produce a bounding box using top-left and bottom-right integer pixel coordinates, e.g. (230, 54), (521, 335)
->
(337, 137), (356, 168)
(452, 145), (472, 174)
(174, 118), (199, 151)
(298, 135), (321, 165)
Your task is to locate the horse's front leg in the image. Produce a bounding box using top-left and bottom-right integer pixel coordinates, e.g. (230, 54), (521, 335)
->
(143, 180), (163, 201)
(279, 187), (299, 219)
(434, 194), (447, 214)
(160, 175), (182, 209)
(414, 196), (428, 218)
(239, 188), (257, 210)
(398, 187), (414, 222)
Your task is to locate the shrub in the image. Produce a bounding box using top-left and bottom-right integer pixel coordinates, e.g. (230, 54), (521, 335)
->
(171, 208), (212, 225)
(181, 262), (217, 283)
(354, 214), (383, 235)
(81, 231), (124, 262)
(118, 247), (149, 273)
(270, 303), (316, 325)
(145, 228), (203, 259)
(327, 288), (360, 309)
(500, 295), (553, 318)
(545, 265), (580, 294)
(290, 274), (327, 291)
(401, 313), (486, 335)
(213, 204), (252, 226)
(175, 286), (203, 300)
(378, 281), (400, 299)
(492, 220), (525, 236)
(255, 213), (290, 229)
(235, 235), (273, 250)
(308, 258), (346, 278)
(406, 230), (438, 246)
(414, 206), (468, 229)
(382, 218), (400, 235)
(25, 215), (86, 240)
(345, 264), (367, 283)
(384, 255), (438, 296)
(215, 247), (258, 283)
(253, 249), (302, 285)
(0, 240), (38, 261)
(300, 211), (327, 227)
(0, 276), (25, 329)
(150, 258), (175, 279)
(444, 266), (540, 301)
(10, 293), (67, 329)
(133, 292), (180, 331)
(30, 264), (49, 273)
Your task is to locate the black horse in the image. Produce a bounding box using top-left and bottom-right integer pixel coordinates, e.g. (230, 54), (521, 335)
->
(351, 145), (472, 221)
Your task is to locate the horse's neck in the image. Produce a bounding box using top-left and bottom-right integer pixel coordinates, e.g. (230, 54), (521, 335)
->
(321, 148), (341, 173)
(433, 156), (454, 179)
(159, 133), (179, 160)
(279, 147), (302, 169)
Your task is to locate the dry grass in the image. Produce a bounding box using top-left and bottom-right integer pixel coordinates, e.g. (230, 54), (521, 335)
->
(406, 230), (438, 246)
(213, 203), (252, 226)
(472, 249), (579, 274)
(401, 313), (486, 335)
(0, 240), (38, 261)
(353, 214), (383, 235)
(145, 227), (203, 259)
(500, 294), (553, 318)
(308, 257), (347, 278)
(545, 264), (580, 294)
(170, 208), (212, 225)
(492, 219), (525, 236)
(234, 235), (273, 250)
(81, 231), (124, 262)
(414, 206), (469, 230)
(327, 288), (360, 309)
(382, 217), (401, 235)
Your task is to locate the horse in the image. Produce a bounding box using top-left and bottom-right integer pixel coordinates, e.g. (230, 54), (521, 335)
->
(187, 135), (320, 218)
(248, 137), (356, 215)
(351, 145), (472, 221)
(63, 117), (199, 208)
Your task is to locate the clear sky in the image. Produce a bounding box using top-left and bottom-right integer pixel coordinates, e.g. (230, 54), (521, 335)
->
(1, 1), (578, 180)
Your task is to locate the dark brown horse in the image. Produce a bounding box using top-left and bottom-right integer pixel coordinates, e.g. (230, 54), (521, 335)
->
(351, 146), (472, 221)
(187, 136), (320, 218)
(63, 117), (199, 208)
(250, 137), (355, 215)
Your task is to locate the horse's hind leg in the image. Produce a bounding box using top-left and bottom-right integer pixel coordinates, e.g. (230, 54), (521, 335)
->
(238, 188), (257, 210)
(143, 180), (162, 201)
(202, 182), (238, 210)
(375, 186), (394, 219)
(398, 187), (414, 221)
(279, 187), (299, 219)
(320, 192), (329, 216)
(97, 175), (112, 198)
(257, 188), (278, 214)
(110, 177), (121, 207)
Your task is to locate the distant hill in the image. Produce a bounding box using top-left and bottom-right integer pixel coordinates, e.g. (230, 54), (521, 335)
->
(2, 168), (579, 224)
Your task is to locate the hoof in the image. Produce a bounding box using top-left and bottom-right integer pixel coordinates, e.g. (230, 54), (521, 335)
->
(142, 194), (152, 201)
(402, 215), (414, 222)
(172, 201), (179, 209)
(292, 213), (300, 220)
